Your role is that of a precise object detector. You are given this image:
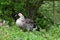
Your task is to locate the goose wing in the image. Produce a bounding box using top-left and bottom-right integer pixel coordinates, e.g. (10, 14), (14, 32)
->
(25, 19), (37, 31)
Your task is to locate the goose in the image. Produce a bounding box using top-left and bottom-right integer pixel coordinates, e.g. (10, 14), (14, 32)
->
(0, 20), (9, 28)
(16, 13), (37, 31)
(0, 20), (5, 27)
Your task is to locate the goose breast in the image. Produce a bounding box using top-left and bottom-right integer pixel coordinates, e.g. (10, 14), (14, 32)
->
(16, 19), (25, 27)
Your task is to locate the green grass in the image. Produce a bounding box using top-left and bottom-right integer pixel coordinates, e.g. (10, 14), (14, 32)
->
(0, 25), (60, 40)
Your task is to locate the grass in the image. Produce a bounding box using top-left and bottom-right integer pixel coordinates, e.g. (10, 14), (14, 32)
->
(0, 24), (60, 40)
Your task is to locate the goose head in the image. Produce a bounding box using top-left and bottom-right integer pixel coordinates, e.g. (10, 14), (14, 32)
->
(18, 13), (23, 17)
(18, 13), (25, 20)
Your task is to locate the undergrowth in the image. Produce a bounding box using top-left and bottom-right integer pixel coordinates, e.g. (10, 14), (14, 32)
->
(0, 25), (60, 40)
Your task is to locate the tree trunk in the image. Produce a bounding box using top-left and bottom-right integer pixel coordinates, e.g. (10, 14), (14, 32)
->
(26, 0), (44, 19)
